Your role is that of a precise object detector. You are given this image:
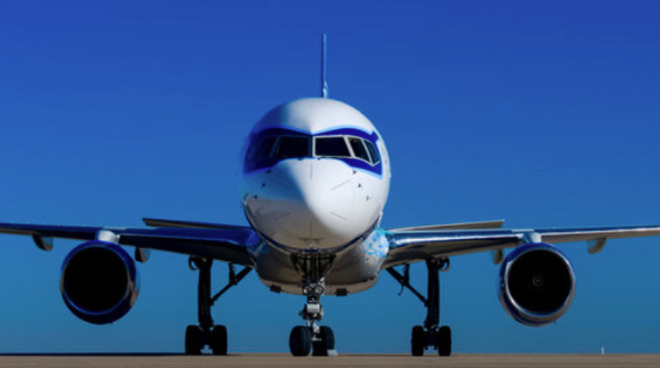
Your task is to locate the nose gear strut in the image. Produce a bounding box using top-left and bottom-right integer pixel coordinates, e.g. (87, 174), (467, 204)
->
(289, 254), (336, 356)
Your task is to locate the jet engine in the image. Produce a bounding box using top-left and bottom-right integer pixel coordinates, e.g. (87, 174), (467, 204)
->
(498, 243), (575, 326)
(60, 240), (139, 324)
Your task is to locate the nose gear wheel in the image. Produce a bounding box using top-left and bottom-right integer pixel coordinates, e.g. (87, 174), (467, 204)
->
(288, 253), (337, 357)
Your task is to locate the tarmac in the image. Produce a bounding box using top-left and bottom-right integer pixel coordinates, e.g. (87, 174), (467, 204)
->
(0, 354), (659, 368)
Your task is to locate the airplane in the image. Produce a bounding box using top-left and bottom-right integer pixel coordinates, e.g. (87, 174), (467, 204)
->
(2, 35), (660, 357)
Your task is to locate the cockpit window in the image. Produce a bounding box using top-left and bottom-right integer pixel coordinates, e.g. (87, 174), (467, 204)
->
(272, 136), (310, 159)
(363, 140), (380, 164)
(315, 136), (351, 158)
(247, 136), (277, 164)
(246, 130), (381, 173)
(348, 137), (370, 163)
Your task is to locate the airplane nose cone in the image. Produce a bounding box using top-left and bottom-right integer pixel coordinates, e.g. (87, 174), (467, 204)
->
(244, 159), (365, 250)
(282, 160), (354, 238)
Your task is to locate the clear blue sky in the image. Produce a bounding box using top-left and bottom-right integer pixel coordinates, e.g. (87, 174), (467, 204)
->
(1, 0), (660, 354)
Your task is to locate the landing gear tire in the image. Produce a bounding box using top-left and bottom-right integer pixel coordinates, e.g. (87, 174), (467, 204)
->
(210, 325), (228, 355)
(186, 258), (251, 356)
(185, 325), (202, 355)
(411, 325), (425, 356)
(289, 326), (312, 356)
(390, 259), (452, 357)
(312, 326), (335, 356)
(436, 325), (451, 357)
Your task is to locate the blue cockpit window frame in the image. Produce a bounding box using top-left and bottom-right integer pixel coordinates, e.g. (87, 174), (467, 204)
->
(244, 127), (383, 176)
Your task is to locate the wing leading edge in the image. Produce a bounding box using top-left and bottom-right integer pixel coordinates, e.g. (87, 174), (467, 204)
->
(0, 222), (258, 267)
(384, 224), (660, 268)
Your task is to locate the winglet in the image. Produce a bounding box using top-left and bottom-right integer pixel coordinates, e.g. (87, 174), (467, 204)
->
(321, 32), (328, 98)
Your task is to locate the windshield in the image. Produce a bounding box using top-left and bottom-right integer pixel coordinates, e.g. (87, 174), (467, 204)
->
(272, 136), (310, 159)
(363, 140), (380, 164)
(246, 136), (277, 164)
(246, 131), (381, 171)
(349, 137), (370, 162)
(315, 136), (351, 157)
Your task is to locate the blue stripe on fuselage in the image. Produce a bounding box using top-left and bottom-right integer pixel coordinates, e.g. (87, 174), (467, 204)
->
(243, 127), (382, 176)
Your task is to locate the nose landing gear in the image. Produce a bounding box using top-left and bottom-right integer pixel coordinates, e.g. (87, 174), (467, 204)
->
(288, 278), (336, 356)
(288, 253), (337, 356)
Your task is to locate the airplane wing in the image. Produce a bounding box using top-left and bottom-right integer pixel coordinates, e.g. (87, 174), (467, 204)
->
(0, 221), (258, 267)
(389, 219), (505, 232)
(384, 224), (660, 268)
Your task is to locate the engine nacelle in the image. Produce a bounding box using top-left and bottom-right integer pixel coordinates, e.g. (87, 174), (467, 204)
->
(498, 243), (575, 326)
(60, 240), (139, 324)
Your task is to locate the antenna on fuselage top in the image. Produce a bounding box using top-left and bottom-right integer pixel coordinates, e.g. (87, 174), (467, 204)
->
(321, 32), (328, 98)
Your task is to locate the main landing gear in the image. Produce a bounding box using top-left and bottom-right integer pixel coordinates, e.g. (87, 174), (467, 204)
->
(288, 254), (336, 356)
(387, 258), (452, 356)
(185, 257), (251, 355)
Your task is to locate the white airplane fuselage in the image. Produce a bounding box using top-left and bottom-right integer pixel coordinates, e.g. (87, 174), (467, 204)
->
(240, 98), (392, 295)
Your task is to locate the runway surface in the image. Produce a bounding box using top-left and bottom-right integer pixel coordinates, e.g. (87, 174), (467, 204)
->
(1, 354), (659, 368)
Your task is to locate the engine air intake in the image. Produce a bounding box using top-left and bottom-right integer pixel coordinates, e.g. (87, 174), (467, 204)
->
(499, 243), (575, 326)
(60, 240), (139, 324)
